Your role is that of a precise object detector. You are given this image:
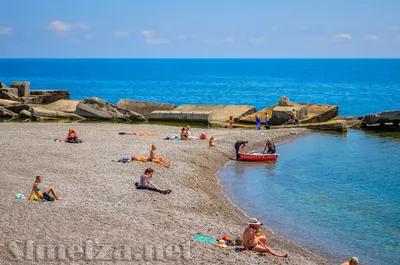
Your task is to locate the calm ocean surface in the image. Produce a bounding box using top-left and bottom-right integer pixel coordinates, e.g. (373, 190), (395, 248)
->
(1, 59), (399, 264)
(0, 59), (399, 116)
(219, 130), (400, 265)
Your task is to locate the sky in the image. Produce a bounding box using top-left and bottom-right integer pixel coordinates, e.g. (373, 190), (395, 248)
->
(0, 0), (399, 58)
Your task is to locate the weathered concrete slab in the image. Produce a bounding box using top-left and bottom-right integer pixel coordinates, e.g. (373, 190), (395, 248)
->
(0, 88), (18, 100)
(29, 90), (70, 104)
(149, 111), (211, 122)
(240, 102), (338, 125)
(172, 104), (256, 123)
(271, 105), (308, 125)
(10, 81), (30, 97)
(117, 99), (176, 119)
(273, 120), (347, 133)
(0, 99), (20, 106)
(41, 99), (80, 113)
(29, 107), (84, 120)
(75, 97), (145, 121)
(0, 82), (8, 88)
(362, 110), (400, 124)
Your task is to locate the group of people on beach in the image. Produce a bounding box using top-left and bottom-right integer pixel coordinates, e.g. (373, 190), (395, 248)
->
(23, 126), (359, 263)
(234, 140), (276, 160)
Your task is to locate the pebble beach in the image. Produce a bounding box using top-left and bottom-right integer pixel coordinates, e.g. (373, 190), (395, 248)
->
(0, 123), (332, 265)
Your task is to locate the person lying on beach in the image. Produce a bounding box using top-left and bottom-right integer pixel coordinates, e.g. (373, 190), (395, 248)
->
(66, 128), (82, 143)
(242, 217), (288, 258)
(149, 144), (171, 168)
(134, 168), (171, 194)
(181, 128), (188, 140)
(263, 140), (276, 154)
(209, 136), (216, 147)
(199, 132), (208, 140)
(234, 140), (248, 160)
(28, 176), (62, 201)
(341, 257), (359, 265)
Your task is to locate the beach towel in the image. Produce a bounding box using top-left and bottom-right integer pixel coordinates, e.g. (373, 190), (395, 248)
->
(119, 132), (156, 136)
(195, 235), (216, 244)
(164, 136), (181, 140)
(54, 139), (85, 143)
(15, 194), (26, 199)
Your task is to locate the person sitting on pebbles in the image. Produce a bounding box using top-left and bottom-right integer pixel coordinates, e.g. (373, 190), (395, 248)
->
(135, 168), (171, 194)
(28, 176), (62, 201)
(180, 128), (188, 140)
(242, 217), (288, 258)
(209, 136), (216, 147)
(66, 128), (82, 143)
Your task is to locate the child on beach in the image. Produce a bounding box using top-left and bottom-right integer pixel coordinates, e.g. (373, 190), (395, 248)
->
(255, 116), (261, 130)
(135, 168), (171, 194)
(209, 136), (216, 147)
(229, 116), (234, 129)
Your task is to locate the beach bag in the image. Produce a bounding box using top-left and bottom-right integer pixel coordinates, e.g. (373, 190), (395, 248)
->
(43, 192), (54, 201)
(121, 157), (131, 163)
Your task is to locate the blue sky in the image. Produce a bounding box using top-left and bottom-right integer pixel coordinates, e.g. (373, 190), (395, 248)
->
(0, 0), (399, 58)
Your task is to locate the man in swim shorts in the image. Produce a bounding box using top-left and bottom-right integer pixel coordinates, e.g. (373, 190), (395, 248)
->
(234, 140), (248, 160)
(242, 217), (288, 258)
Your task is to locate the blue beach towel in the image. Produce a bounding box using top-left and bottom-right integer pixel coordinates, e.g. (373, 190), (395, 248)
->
(195, 235), (216, 244)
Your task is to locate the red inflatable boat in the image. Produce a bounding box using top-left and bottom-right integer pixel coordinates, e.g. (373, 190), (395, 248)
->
(238, 152), (279, 161)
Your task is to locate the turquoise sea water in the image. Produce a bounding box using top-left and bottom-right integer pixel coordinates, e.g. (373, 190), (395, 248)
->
(219, 130), (400, 265)
(1, 59), (399, 116)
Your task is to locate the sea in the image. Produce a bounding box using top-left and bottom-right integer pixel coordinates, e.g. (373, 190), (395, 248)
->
(1, 59), (399, 264)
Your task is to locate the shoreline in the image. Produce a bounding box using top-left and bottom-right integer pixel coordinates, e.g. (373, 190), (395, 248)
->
(0, 123), (331, 264)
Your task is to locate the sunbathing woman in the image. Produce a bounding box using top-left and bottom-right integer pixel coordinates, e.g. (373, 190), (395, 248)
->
(28, 176), (62, 200)
(209, 136), (216, 147)
(150, 144), (171, 168)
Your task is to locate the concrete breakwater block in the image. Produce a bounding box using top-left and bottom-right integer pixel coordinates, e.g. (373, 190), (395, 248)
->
(75, 97), (145, 121)
(171, 104), (257, 123)
(149, 111), (211, 122)
(117, 99), (176, 119)
(271, 105), (308, 125)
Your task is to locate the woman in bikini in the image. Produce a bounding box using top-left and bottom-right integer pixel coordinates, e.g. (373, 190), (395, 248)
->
(149, 144), (171, 168)
(28, 176), (62, 200)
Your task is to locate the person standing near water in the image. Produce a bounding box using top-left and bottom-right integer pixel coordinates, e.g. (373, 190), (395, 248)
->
(255, 116), (261, 130)
(264, 113), (270, 130)
(234, 140), (248, 160)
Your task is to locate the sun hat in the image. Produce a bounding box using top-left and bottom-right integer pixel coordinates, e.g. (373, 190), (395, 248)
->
(350, 257), (359, 264)
(249, 217), (261, 225)
(216, 239), (227, 248)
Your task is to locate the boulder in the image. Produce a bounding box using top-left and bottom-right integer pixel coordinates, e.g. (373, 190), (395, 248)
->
(0, 82), (7, 88)
(278, 96), (295, 106)
(271, 106), (308, 125)
(117, 99), (177, 119)
(75, 97), (145, 121)
(19, 109), (33, 120)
